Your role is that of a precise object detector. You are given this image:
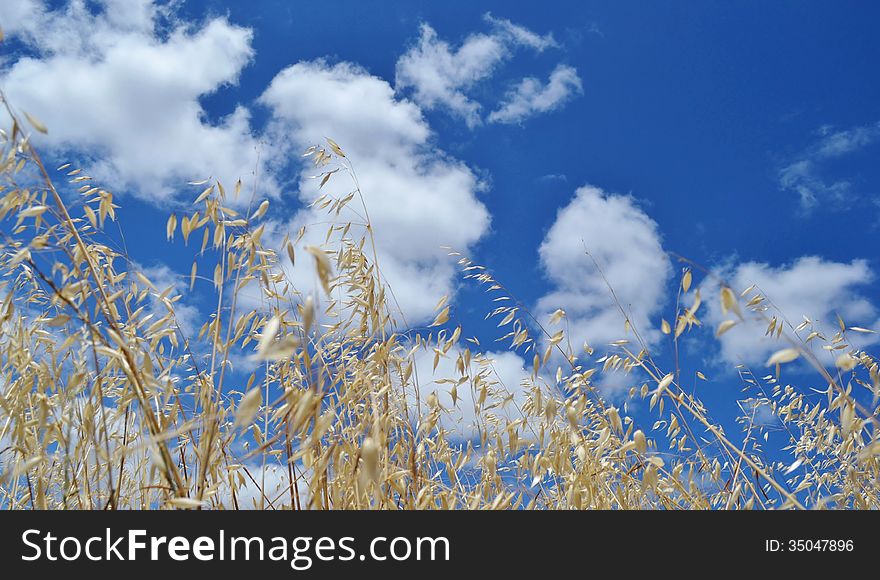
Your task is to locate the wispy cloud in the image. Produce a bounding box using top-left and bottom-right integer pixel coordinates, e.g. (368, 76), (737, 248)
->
(488, 64), (583, 125)
(779, 121), (880, 211)
(814, 122), (880, 157)
(395, 14), (575, 128)
(483, 12), (559, 51)
(537, 173), (568, 183)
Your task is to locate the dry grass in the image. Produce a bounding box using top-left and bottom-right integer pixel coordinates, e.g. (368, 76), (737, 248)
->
(1, 96), (878, 510)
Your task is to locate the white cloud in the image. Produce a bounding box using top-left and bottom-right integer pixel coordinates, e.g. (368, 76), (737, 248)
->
(483, 13), (558, 51)
(779, 121), (880, 210)
(0, 0), (46, 38)
(537, 185), (672, 352)
(259, 60), (490, 324)
(215, 462), (312, 510)
(704, 256), (879, 366)
(410, 347), (552, 442)
(395, 24), (505, 127)
(815, 122), (880, 158)
(137, 262), (201, 335)
(0, 0), (269, 202)
(778, 159), (852, 210)
(488, 64), (582, 125)
(394, 15), (558, 127)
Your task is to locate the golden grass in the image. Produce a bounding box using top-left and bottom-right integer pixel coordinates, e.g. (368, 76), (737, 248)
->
(1, 98), (878, 510)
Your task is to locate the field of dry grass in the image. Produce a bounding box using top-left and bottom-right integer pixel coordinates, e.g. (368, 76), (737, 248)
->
(1, 97), (878, 510)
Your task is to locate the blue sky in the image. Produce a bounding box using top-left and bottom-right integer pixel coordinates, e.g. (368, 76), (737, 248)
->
(2, 0), (879, 461)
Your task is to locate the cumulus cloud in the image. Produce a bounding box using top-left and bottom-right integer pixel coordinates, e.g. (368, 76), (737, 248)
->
(704, 256), (879, 367)
(779, 121), (880, 210)
(537, 185), (672, 352)
(488, 64), (582, 125)
(395, 14), (559, 127)
(259, 61), (490, 323)
(2, 3), (492, 327)
(0, 0), (269, 202)
(410, 348), (551, 442)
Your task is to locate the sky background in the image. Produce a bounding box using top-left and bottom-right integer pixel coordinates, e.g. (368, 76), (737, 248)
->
(2, 0), (880, 460)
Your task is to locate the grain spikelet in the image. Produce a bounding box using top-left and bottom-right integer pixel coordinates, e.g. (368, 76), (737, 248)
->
(766, 348), (799, 366)
(235, 387), (262, 428)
